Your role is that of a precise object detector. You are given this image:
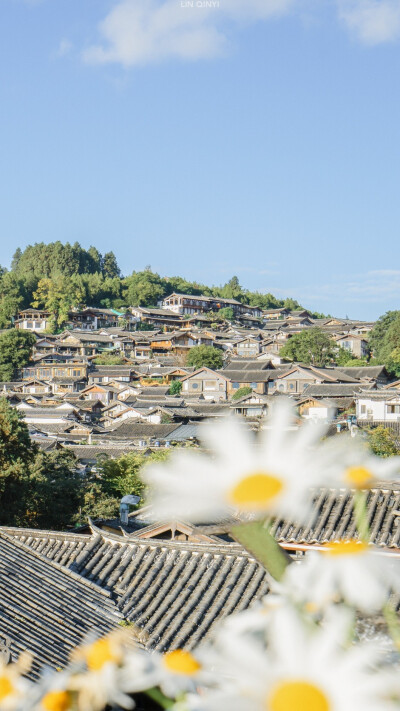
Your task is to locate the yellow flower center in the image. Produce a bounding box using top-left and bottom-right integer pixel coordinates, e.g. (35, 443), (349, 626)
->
(345, 466), (374, 488)
(42, 691), (71, 711)
(0, 677), (14, 701)
(162, 650), (201, 675)
(85, 639), (121, 672)
(324, 539), (368, 556)
(229, 472), (283, 511)
(268, 680), (330, 711)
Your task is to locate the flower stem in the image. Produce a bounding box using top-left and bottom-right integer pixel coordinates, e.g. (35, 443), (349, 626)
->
(145, 687), (175, 709)
(353, 490), (370, 543)
(230, 520), (291, 581)
(383, 602), (400, 651)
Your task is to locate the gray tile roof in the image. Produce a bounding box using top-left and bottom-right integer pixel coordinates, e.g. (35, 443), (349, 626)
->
(0, 531), (121, 678)
(3, 527), (270, 653)
(302, 384), (371, 398)
(271, 485), (400, 549)
(104, 422), (182, 440)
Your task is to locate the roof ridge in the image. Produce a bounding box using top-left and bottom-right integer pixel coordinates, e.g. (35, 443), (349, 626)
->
(0, 530), (114, 598)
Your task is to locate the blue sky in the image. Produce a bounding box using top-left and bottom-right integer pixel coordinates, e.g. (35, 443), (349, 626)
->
(1, 0), (400, 320)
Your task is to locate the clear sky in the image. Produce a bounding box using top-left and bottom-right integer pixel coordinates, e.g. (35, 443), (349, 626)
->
(1, 0), (400, 320)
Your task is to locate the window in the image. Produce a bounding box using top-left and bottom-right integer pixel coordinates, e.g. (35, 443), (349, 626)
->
(72, 370), (81, 377)
(191, 382), (199, 389)
(360, 405), (366, 414)
(251, 382), (257, 389)
(232, 382), (240, 389)
(205, 380), (217, 389)
(387, 405), (400, 414)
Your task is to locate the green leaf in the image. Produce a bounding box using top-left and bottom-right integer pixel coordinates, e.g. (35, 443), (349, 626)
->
(230, 520), (291, 581)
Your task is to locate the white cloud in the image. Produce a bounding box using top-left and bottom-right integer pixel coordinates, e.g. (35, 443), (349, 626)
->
(337, 0), (400, 44)
(57, 39), (73, 57)
(82, 0), (295, 67)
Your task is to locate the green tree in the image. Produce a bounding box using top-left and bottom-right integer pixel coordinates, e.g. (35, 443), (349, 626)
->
(335, 347), (369, 367)
(217, 276), (243, 301)
(93, 353), (126, 365)
(123, 270), (166, 307)
(10, 248), (22, 272)
(97, 450), (169, 502)
(0, 398), (36, 525)
(0, 330), (36, 381)
(279, 328), (336, 367)
(186, 345), (223, 370)
(169, 380), (182, 395)
(217, 307), (235, 321)
(283, 297), (302, 311)
(102, 251), (121, 279)
(231, 386), (253, 401)
(79, 480), (121, 521)
(27, 450), (84, 530)
(0, 272), (27, 328)
(87, 246), (103, 273)
(369, 311), (400, 360)
(32, 276), (83, 331)
(368, 426), (400, 458)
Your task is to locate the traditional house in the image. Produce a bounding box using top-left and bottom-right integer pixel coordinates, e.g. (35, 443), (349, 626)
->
(334, 334), (369, 359)
(230, 392), (270, 417)
(235, 336), (262, 358)
(162, 293), (262, 318)
(297, 397), (339, 423)
(55, 331), (115, 357)
(88, 366), (138, 385)
(273, 365), (358, 395)
(80, 383), (118, 405)
(180, 367), (229, 401)
(130, 306), (183, 330)
(356, 391), (400, 422)
(334, 365), (390, 387)
(21, 362), (88, 383)
(262, 308), (290, 320)
(66, 307), (124, 330)
(14, 308), (52, 332)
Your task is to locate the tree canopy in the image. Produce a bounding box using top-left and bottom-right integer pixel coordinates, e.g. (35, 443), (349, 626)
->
(279, 328), (336, 367)
(186, 345), (224, 370)
(368, 426), (400, 458)
(0, 242), (306, 328)
(231, 386), (253, 401)
(0, 330), (36, 381)
(369, 311), (400, 377)
(0, 398), (82, 528)
(0, 397), (171, 528)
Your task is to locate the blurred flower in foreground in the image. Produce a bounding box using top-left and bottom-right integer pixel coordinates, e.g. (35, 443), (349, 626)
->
(68, 631), (148, 711)
(281, 540), (400, 614)
(151, 649), (205, 698)
(144, 401), (327, 523)
(321, 436), (400, 490)
(189, 607), (398, 711)
(0, 655), (31, 711)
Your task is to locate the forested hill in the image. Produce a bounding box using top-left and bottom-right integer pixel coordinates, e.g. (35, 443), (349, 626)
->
(0, 241), (311, 328)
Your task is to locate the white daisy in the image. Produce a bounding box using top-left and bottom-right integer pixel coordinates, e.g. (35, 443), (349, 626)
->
(68, 631), (140, 711)
(320, 435), (400, 489)
(148, 649), (207, 698)
(188, 606), (399, 711)
(282, 540), (400, 613)
(144, 401), (326, 523)
(0, 655), (32, 711)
